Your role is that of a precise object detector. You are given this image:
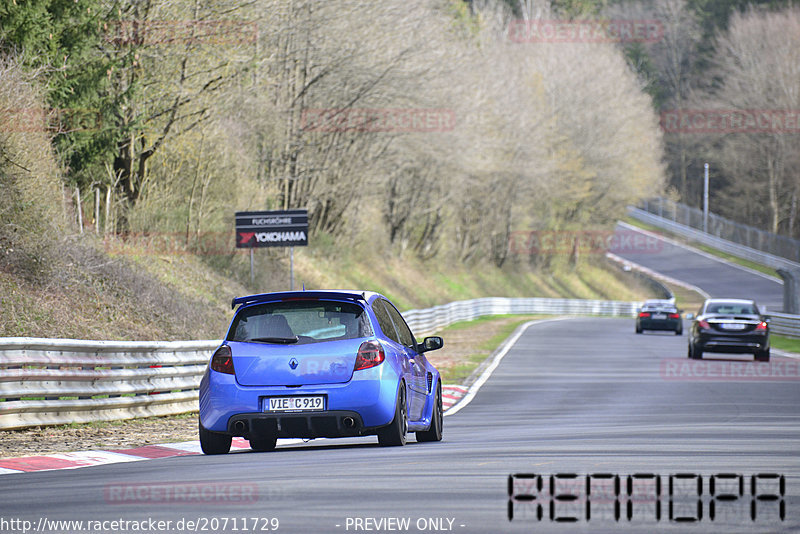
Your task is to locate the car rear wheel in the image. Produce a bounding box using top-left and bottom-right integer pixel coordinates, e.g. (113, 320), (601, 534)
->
(675, 326), (683, 336)
(249, 436), (277, 452)
(378, 385), (407, 447)
(688, 343), (702, 360)
(755, 349), (770, 362)
(199, 420), (231, 455)
(636, 324), (643, 334)
(416, 383), (443, 443)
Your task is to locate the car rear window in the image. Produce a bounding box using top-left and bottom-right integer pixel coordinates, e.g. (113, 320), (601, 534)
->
(227, 300), (373, 344)
(705, 302), (758, 315)
(643, 305), (676, 312)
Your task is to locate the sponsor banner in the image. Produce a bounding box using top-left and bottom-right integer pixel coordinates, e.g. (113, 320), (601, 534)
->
(235, 209), (309, 248)
(508, 19), (664, 44)
(509, 229), (663, 255)
(660, 109), (800, 134)
(103, 20), (258, 46)
(660, 358), (800, 381)
(300, 108), (456, 133)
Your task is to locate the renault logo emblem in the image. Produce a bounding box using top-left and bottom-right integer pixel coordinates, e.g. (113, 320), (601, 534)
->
(289, 358), (299, 370)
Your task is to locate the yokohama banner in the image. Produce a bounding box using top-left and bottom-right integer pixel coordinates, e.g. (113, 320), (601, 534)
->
(235, 210), (308, 248)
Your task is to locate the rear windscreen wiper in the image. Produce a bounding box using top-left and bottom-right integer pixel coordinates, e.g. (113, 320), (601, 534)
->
(250, 336), (299, 344)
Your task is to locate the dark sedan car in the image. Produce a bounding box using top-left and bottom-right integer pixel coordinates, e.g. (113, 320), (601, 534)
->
(688, 298), (770, 361)
(636, 299), (683, 335)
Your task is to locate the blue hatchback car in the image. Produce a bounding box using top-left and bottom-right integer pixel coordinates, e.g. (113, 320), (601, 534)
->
(199, 290), (444, 454)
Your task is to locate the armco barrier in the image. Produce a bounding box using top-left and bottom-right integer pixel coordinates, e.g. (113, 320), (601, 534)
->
(0, 339), (217, 430)
(3, 297), (795, 430)
(640, 197), (800, 263)
(402, 297), (638, 336)
(628, 206), (800, 273)
(767, 312), (800, 339)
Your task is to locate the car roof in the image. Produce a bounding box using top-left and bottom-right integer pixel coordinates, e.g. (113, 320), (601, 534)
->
(231, 290), (381, 310)
(703, 298), (756, 304)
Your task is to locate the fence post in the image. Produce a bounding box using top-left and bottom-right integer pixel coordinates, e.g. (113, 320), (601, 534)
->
(777, 269), (800, 314)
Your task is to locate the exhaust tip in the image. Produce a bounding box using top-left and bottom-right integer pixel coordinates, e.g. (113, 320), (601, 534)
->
(342, 416), (356, 429)
(233, 420), (247, 433)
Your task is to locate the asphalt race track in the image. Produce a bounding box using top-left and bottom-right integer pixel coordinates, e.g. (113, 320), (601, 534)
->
(2, 317), (798, 534)
(614, 222), (785, 312)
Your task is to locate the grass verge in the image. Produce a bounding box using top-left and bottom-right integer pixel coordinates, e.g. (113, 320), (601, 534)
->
(771, 335), (800, 354)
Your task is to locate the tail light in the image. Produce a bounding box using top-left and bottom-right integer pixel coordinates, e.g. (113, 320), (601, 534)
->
(698, 320), (711, 329)
(210, 345), (235, 374)
(756, 321), (768, 331)
(669, 313), (680, 319)
(639, 312), (651, 318)
(354, 341), (385, 371)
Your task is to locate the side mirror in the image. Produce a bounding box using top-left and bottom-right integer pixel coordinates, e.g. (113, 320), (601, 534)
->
(420, 336), (443, 352)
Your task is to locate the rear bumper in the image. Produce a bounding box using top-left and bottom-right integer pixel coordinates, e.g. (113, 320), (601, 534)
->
(696, 333), (769, 353)
(199, 365), (399, 434)
(228, 411), (366, 439)
(638, 318), (681, 331)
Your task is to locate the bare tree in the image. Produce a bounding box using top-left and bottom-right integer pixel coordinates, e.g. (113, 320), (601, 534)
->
(709, 7), (800, 235)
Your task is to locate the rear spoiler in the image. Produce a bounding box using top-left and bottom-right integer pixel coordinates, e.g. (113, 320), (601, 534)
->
(231, 291), (369, 310)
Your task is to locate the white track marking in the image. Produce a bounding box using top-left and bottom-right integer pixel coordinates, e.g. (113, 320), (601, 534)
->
(444, 318), (570, 416)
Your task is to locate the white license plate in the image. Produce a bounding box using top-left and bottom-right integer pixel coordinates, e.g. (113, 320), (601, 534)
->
(265, 396), (325, 412)
(722, 323), (746, 330)
(652, 313), (666, 320)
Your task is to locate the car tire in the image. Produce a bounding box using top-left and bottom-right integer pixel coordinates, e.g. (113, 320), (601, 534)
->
(378, 384), (407, 447)
(675, 326), (683, 336)
(636, 324), (643, 334)
(755, 349), (770, 362)
(249, 436), (277, 452)
(199, 419), (231, 455)
(688, 343), (702, 360)
(416, 382), (443, 443)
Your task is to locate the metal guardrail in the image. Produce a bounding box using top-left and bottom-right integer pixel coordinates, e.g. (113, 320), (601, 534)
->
(640, 197), (800, 263)
(0, 339), (219, 430)
(628, 206), (800, 273)
(403, 297), (638, 336)
(3, 296), (796, 430)
(767, 312), (800, 339)
(0, 297), (640, 430)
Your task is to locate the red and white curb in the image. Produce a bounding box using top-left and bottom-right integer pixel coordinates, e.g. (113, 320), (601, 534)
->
(0, 438), (252, 475)
(0, 386), (470, 475)
(441, 385), (467, 411)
